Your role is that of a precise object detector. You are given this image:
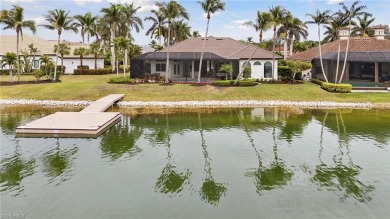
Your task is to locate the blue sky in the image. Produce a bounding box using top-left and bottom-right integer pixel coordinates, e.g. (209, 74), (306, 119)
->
(1, 0), (389, 46)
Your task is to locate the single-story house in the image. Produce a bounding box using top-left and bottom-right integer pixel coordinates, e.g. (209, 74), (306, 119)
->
(288, 25), (390, 83)
(131, 36), (281, 80)
(0, 35), (104, 74)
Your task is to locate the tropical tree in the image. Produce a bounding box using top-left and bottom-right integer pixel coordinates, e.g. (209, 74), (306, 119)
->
(323, 15), (348, 43)
(306, 9), (331, 83)
(101, 3), (123, 71)
(197, 0), (225, 82)
(74, 12), (99, 46)
(192, 30), (201, 37)
(171, 20), (192, 43)
(28, 43), (39, 70)
(121, 3), (143, 76)
(144, 10), (167, 45)
(244, 11), (272, 45)
(336, 0), (370, 83)
(19, 49), (31, 73)
(73, 47), (90, 74)
(219, 63), (232, 80)
(113, 36), (131, 78)
(0, 5), (36, 81)
(95, 17), (111, 51)
(89, 42), (103, 70)
(156, 1), (189, 83)
(269, 5), (287, 79)
(53, 42), (71, 73)
(1, 52), (17, 82)
(278, 13), (308, 58)
(39, 55), (54, 79)
(352, 14), (375, 37)
(40, 9), (78, 81)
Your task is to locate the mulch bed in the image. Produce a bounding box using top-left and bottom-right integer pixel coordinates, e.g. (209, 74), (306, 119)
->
(0, 80), (61, 86)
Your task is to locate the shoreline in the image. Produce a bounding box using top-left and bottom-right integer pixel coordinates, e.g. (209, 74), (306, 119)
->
(2, 99), (389, 109)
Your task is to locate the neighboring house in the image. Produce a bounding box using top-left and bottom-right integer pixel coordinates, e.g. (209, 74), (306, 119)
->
(288, 25), (390, 83)
(131, 36), (281, 80)
(0, 35), (104, 74)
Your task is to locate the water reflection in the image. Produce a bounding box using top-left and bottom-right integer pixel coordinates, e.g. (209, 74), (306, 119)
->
(100, 117), (142, 160)
(198, 113), (227, 206)
(312, 112), (375, 203)
(155, 115), (191, 196)
(42, 139), (78, 185)
(0, 139), (35, 196)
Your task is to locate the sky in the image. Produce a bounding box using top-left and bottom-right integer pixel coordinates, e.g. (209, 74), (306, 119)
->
(0, 0), (389, 46)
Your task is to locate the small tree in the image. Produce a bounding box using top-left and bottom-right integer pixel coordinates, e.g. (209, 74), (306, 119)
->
(89, 42), (103, 69)
(73, 47), (90, 75)
(39, 55), (54, 79)
(54, 42), (71, 73)
(286, 60), (311, 82)
(219, 63), (232, 80)
(243, 66), (252, 79)
(1, 52), (17, 82)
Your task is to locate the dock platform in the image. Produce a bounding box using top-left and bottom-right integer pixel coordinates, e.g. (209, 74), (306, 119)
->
(15, 94), (125, 138)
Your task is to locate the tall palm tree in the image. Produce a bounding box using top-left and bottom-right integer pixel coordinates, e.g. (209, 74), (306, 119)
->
(95, 17), (111, 52)
(0, 5), (36, 81)
(89, 42), (103, 70)
(121, 3), (143, 76)
(244, 11), (272, 45)
(278, 14), (308, 58)
(171, 20), (192, 43)
(100, 3), (123, 71)
(156, 1), (189, 83)
(40, 9), (78, 81)
(113, 36), (131, 78)
(337, 0), (370, 83)
(73, 47), (89, 74)
(197, 0), (225, 82)
(352, 14), (375, 37)
(306, 9), (331, 83)
(28, 43), (39, 70)
(269, 5), (287, 79)
(144, 10), (167, 45)
(74, 12), (99, 46)
(192, 30), (201, 37)
(53, 42), (71, 73)
(1, 52), (17, 82)
(323, 15), (348, 43)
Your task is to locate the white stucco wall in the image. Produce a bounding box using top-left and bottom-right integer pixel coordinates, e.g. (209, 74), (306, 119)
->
(151, 60), (184, 78)
(239, 59), (278, 79)
(62, 58), (103, 74)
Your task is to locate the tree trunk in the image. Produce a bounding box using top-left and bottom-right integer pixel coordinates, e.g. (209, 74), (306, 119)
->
(95, 55), (97, 70)
(283, 32), (288, 60)
(16, 31), (20, 82)
(338, 19), (351, 84)
(124, 33), (129, 76)
(272, 26), (276, 79)
(9, 68), (12, 82)
(335, 40), (341, 83)
(54, 33), (61, 81)
(289, 35), (294, 56)
(318, 24), (329, 83)
(165, 19), (171, 83)
(116, 57), (119, 76)
(198, 17), (210, 82)
(61, 54), (64, 73)
(123, 54), (126, 78)
(110, 24), (116, 72)
(80, 56), (83, 74)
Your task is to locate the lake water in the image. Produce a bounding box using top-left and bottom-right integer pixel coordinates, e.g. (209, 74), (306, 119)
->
(1, 107), (390, 218)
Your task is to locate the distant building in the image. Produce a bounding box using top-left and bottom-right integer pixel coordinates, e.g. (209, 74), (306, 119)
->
(0, 35), (104, 74)
(132, 36), (281, 80)
(289, 25), (390, 83)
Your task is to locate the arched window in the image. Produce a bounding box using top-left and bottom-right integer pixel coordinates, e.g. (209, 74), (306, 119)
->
(254, 61), (261, 65)
(264, 61), (272, 78)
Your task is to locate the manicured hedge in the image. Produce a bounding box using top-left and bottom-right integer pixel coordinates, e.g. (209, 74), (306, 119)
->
(108, 76), (135, 84)
(321, 82), (352, 93)
(278, 66), (293, 80)
(212, 80), (232, 86)
(311, 78), (324, 85)
(212, 79), (256, 87)
(237, 79), (256, 86)
(74, 69), (112, 75)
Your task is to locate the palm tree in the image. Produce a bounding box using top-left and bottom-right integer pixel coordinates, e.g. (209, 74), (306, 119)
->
(74, 12), (99, 46)
(100, 3), (123, 71)
(323, 15), (348, 43)
(121, 3), (143, 76)
(95, 17), (111, 52)
(0, 5), (36, 82)
(244, 11), (272, 45)
(278, 14), (308, 58)
(53, 42), (71, 73)
(155, 1), (189, 83)
(171, 20), (192, 43)
(1, 52), (17, 82)
(192, 30), (201, 37)
(73, 47), (90, 74)
(337, 0), (371, 83)
(89, 42), (103, 70)
(269, 5), (287, 79)
(28, 43), (39, 70)
(39, 55), (54, 79)
(197, 0), (225, 82)
(144, 10), (167, 45)
(112, 36), (131, 78)
(352, 14), (375, 37)
(40, 9), (78, 81)
(306, 9), (331, 83)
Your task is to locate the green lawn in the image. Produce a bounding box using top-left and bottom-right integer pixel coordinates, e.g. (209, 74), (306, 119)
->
(1, 74), (389, 105)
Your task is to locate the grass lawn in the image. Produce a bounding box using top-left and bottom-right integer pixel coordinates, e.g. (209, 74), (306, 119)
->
(1, 74), (389, 104)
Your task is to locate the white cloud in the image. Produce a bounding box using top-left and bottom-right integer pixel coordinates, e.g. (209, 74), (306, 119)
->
(34, 17), (45, 25)
(223, 25), (235, 30)
(223, 19), (250, 31)
(231, 19), (248, 25)
(327, 0), (345, 4)
(74, 0), (103, 5)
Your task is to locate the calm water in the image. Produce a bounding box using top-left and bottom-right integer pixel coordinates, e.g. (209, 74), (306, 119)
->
(1, 107), (390, 218)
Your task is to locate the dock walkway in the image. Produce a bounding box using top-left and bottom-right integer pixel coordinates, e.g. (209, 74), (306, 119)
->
(16, 94), (125, 138)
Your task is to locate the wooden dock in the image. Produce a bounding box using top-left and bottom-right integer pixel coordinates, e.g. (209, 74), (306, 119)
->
(15, 94), (125, 138)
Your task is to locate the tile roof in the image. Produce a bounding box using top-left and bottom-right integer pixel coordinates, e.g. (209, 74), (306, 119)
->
(158, 36), (279, 60)
(0, 35), (93, 58)
(288, 37), (390, 61)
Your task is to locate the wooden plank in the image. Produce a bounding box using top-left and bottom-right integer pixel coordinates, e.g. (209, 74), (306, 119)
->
(81, 94), (125, 112)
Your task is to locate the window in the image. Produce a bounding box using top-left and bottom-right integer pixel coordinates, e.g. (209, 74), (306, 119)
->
(156, 63), (166, 71)
(34, 60), (39, 68)
(194, 61), (200, 71)
(254, 61), (261, 65)
(264, 61), (272, 78)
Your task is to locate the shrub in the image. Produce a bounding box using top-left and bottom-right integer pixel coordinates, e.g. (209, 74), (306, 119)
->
(259, 78), (279, 84)
(33, 69), (44, 82)
(77, 65), (89, 69)
(237, 79), (256, 86)
(311, 78), (324, 85)
(56, 65), (66, 72)
(278, 66), (293, 80)
(321, 82), (352, 93)
(212, 80), (231, 86)
(108, 76), (135, 84)
(74, 69), (112, 75)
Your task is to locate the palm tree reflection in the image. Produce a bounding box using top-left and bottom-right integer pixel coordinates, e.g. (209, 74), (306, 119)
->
(0, 139), (35, 196)
(100, 117), (142, 160)
(42, 138), (78, 185)
(155, 114), (191, 196)
(198, 113), (226, 206)
(313, 112), (374, 203)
